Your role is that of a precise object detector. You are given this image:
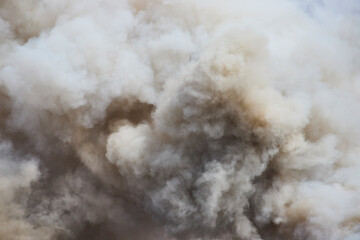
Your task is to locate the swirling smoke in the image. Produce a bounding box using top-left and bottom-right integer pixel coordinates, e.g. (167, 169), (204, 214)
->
(1, 0), (360, 239)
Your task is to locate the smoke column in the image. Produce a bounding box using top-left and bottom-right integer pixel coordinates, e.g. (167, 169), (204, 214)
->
(0, 0), (360, 239)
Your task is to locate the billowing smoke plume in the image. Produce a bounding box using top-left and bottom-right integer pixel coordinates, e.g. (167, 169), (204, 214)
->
(0, 0), (360, 239)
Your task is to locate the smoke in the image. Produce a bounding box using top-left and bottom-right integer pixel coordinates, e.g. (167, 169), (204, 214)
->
(0, 0), (360, 239)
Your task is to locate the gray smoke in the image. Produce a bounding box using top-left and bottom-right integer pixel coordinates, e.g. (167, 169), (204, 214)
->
(0, 0), (360, 239)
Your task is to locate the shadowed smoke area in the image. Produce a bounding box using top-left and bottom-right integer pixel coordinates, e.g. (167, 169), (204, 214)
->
(0, 0), (360, 239)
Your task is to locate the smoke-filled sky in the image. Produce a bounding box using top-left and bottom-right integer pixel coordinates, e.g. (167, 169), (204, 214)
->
(0, 0), (360, 239)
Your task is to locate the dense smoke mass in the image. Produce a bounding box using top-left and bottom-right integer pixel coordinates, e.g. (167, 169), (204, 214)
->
(0, 0), (360, 239)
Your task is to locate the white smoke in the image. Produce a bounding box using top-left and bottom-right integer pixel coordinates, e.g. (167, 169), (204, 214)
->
(0, 0), (360, 239)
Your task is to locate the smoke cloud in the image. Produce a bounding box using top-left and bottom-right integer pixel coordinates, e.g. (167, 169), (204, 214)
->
(0, 0), (360, 239)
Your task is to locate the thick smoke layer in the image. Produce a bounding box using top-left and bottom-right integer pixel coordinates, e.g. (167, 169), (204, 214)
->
(0, 0), (360, 239)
